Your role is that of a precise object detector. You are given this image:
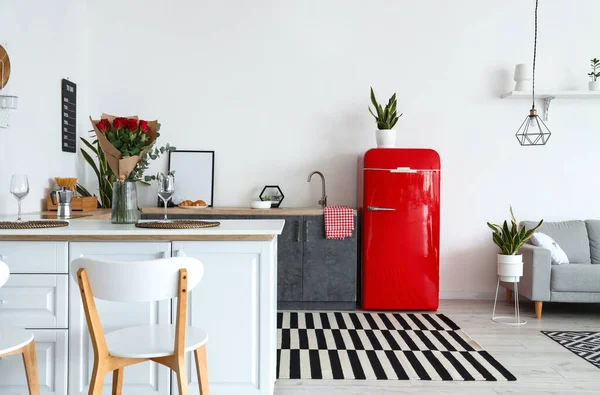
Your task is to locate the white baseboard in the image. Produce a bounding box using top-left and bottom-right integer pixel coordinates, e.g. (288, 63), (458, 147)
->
(439, 291), (497, 300)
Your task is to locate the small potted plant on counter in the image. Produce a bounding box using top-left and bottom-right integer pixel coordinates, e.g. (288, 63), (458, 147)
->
(588, 58), (600, 91)
(487, 207), (543, 282)
(369, 87), (402, 148)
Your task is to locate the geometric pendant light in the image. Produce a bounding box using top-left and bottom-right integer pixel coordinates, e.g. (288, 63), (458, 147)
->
(515, 0), (551, 146)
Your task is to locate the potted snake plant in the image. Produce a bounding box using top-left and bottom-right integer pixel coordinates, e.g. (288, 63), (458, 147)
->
(487, 207), (543, 282)
(588, 58), (600, 91)
(369, 87), (402, 148)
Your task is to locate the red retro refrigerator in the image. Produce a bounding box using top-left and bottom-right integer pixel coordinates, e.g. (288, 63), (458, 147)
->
(358, 148), (440, 310)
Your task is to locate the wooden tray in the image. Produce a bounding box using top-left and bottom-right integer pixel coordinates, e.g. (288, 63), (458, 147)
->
(46, 197), (97, 212)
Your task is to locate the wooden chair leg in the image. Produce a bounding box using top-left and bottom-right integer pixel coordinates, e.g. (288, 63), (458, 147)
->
(534, 301), (543, 319)
(506, 288), (513, 303)
(175, 357), (189, 395)
(194, 345), (210, 395)
(112, 368), (124, 395)
(22, 341), (40, 395)
(88, 361), (107, 395)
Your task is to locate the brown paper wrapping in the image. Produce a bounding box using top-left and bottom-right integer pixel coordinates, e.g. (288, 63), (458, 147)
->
(89, 113), (159, 181)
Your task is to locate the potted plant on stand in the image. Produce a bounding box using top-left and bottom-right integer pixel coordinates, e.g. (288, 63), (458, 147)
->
(487, 207), (543, 325)
(487, 207), (543, 282)
(588, 58), (600, 91)
(369, 87), (402, 148)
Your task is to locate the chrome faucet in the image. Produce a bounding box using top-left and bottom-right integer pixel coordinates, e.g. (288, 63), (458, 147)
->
(307, 171), (327, 208)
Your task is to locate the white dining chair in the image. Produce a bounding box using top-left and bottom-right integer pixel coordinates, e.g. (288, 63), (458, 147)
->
(71, 256), (210, 395)
(0, 260), (40, 395)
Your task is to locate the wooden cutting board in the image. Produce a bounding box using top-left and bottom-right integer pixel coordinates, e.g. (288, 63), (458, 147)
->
(0, 45), (10, 88)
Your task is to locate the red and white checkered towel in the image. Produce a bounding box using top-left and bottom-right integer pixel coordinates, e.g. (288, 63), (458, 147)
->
(324, 206), (354, 240)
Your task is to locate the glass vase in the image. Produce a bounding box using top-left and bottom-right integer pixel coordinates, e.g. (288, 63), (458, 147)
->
(111, 180), (141, 224)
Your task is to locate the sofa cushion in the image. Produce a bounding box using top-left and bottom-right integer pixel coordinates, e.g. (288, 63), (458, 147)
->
(551, 265), (600, 292)
(522, 220), (591, 264)
(585, 220), (600, 264)
(530, 232), (569, 265)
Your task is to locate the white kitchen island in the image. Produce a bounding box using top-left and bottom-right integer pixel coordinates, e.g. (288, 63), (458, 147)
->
(0, 218), (284, 395)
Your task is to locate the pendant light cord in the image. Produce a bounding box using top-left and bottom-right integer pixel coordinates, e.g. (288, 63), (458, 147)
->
(532, 0), (539, 109)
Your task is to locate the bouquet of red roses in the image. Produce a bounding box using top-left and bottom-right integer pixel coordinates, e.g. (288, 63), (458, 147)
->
(89, 114), (159, 181)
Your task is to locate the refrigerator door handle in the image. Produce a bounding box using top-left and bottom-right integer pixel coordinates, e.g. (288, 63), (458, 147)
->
(367, 206), (396, 211)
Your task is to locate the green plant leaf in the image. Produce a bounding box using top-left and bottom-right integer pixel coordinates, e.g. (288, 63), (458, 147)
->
(80, 138), (98, 156)
(388, 93), (396, 107)
(80, 149), (100, 180)
(370, 87), (378, 109)
(75, 183), (92, 197)
(492, 232), (503, 248)
(509, 205), (517, 224)
(487, 222), (501, 232)
(369, 106), (378, 120)
(502, 220), (510, 239)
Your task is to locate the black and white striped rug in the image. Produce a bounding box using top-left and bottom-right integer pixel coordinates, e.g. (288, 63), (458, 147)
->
(277, 311), (516, 381)
(542, 331), (600, 369)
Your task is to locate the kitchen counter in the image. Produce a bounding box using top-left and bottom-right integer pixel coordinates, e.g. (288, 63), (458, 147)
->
(0, 218), (285, 241)
(142, 206), (357, 215)
(32, 206), (357, 221)
(0, 215), (282, 395)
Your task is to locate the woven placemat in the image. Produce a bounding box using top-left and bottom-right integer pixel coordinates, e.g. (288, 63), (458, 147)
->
(0, 221), (69, 229)
(135, 220), (220, 229)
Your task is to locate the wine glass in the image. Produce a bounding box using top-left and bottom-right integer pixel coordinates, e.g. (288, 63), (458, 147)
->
(157, 174), (175, 222)
(10, 174), (29, 221)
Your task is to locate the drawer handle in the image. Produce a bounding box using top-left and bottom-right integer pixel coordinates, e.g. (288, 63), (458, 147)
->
(304, 220), (309, 242)
(295, 221), (301, 242)
(0, 300), (7, 304)
(0, 255), (6, 260)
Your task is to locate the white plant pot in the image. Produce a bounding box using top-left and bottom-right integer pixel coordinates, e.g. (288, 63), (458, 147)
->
(376, 129), (396, 148)
(589, 81), (600, 91)
(497, 254), (523, 283)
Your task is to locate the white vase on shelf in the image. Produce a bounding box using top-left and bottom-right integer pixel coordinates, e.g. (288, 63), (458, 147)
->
(589, 81), (600, 91)
(375, 129), (396, 148)
(514, 63), (533, 92)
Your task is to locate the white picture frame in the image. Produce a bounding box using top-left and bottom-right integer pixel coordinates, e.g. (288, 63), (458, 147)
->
(168, 150), (215, 206)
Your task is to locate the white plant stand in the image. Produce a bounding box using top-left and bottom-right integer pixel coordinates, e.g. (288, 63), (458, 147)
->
(492, 276), (527, 326)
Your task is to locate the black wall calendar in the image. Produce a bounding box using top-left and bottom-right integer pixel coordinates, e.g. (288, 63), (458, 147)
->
(61, 79), (76, 153)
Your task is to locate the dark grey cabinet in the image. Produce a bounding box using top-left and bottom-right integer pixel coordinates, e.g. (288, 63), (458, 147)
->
(141, 211), (358, 309)
(302, 216), (357, 303)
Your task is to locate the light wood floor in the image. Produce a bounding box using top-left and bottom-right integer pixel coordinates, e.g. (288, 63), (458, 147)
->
(274, 299), (600, 395)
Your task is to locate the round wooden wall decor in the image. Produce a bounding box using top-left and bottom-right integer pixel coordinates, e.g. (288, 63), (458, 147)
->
(0, 44), (11, 88)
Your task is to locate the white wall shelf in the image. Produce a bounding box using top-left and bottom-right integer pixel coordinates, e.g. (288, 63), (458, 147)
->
(501, 90), (600, 121)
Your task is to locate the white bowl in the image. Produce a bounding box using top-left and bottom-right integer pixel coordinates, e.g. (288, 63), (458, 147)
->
(250, 201), (272, 209)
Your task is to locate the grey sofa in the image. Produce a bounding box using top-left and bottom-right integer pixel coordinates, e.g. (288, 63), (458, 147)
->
(505, 220), (600, 318)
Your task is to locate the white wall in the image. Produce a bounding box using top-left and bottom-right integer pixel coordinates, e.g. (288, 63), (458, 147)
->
(0, 0), (87, 215)
(7, 0), (600, 295)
